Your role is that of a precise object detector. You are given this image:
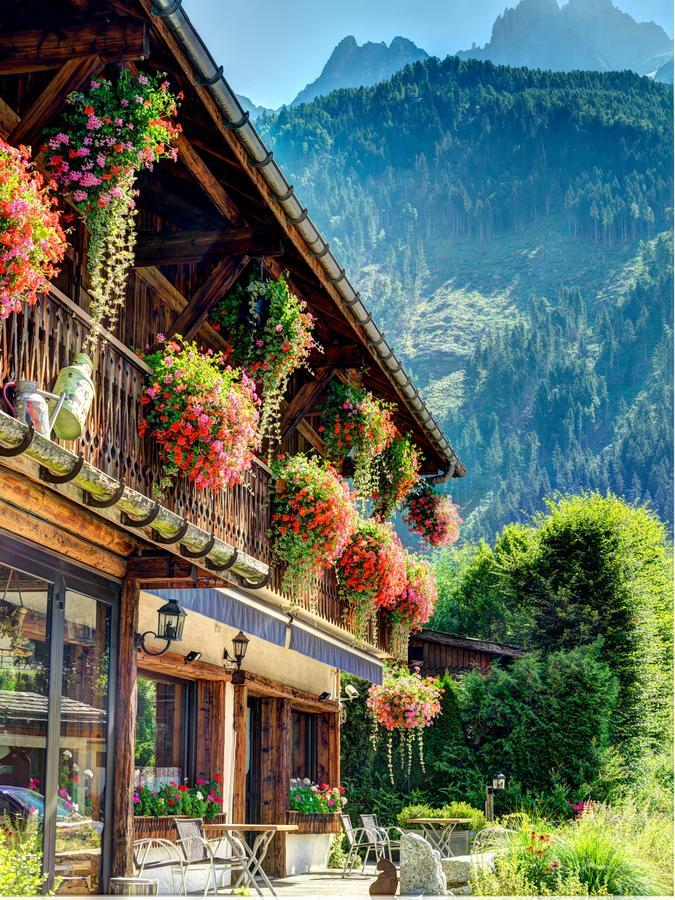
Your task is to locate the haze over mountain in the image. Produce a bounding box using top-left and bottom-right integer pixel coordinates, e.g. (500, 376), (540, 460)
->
(458, 0), (672, 76)
(260, 56), (673, 541)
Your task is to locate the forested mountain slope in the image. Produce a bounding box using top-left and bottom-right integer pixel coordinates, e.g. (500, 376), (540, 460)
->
(259, 57), (673, 539)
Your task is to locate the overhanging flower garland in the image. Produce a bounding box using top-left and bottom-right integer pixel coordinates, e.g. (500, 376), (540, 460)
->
(320, 380), (395, 505)
(367, 666), (443, 783)
(0, 140), (66, 319)
(403, 479), (462, 547)
(271, 454), (357, 592)
(45, 70), (181, 347)
(384, 554), (439, 660)
(210, 274), (319, 447)
(372, 434), (422, 520)
(335, 518), (406, 642)
(140, 335), (259, 492)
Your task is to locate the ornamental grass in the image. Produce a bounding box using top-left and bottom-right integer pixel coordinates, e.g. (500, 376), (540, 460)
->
(140, 336), (259, 492)
(0, 140), (66, 319)
(271, 454), (357, 591)
(336, 518), (407, 642)
(403, 479), (462, 547)
(45, 70), (181, 347)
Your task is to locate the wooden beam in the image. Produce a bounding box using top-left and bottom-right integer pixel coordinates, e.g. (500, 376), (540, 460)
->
(245, 671), (340, 714)
(168, 255), (250, 340)
(138, 649), (231, 681)
(9, 56), (104, 149)
(0, 17), (149, 76)
(196, 680), (226, 781)
(134, 227), (280, 267)
(297, 419), (326, 455)
(280, 368), (335, 441)
(232, 683), (248, 824)
(111, 578), (139, 878)
(176, 133), (241, 224)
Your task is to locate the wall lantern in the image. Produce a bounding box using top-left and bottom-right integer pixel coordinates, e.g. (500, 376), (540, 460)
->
(135, 599), (186, 656)
(485, 770), (506, 820)
(223, 630), (249, 684)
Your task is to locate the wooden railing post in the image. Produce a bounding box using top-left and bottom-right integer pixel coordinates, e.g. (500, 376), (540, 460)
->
(111, 577), (139, 877)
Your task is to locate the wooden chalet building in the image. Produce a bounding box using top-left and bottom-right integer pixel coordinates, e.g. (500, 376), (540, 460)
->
(0, 0), (465, 892)
(409, 630), (524, 676)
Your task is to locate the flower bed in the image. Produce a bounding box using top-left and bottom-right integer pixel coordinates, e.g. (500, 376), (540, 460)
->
(289, 779), (346, 831)
(140, 335), (259, 492)
(133, 777), (224, 822)
(0, 140), (66, 319)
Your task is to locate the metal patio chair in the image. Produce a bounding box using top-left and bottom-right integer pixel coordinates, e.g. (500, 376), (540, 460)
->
(174, 817), (259, 896)
(133, 837), (187, 895)
(360, 813), (403, 862)
(340, 813), (386, 876)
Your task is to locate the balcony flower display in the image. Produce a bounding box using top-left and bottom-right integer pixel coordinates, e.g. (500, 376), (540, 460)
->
(133, 777), (223, 821)
(271, 453), (357, 590)
(403, 479), (462, 547)
(320, 380), (395, 502)
(45, 70), (181, 346)
(367, 666), (443, 783)
(210, 274), (319, 447)
(0, 140), (66, 319)
(289, 778), (347, 815)
(336, 518), (407, 641)
(384, 554), (438, 660)
(372, 434), (421, 520)
(140, 335), (259, 492)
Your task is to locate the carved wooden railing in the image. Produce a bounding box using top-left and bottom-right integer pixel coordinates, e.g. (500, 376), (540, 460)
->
(0, 289), (392, 654)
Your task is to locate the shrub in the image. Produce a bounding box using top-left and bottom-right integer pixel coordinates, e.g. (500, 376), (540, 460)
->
(0, 821), (54, 896)
(397, 801), (486, 832)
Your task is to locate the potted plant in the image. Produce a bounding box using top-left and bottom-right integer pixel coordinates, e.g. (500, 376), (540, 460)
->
(335, 518), (407, 642)
(210, 274), (319, 447)
(287, 778), (346, 833)
(132, 777), (225, 840)
(371, 434), (422, 521)
(367, 666), (443, 784)
(45, 70), (181, 346)
(271, 454), (357, 591)
(403, 479), (462, 547)
(140, 335), (259, 492)
(0, 139), (66, 319)
(382, 553), (438, 660)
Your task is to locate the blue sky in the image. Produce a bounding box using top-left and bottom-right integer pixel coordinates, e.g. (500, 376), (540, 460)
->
(183, 0), (673, 108)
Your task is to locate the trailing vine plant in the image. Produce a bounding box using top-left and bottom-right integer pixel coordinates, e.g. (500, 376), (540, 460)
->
(371, 434), (422, 520)
(0, 140), (66, 319)
(210, 274), (319, 450)
(45, 70), (181, 349)
(403, 479), (462, 547)
(320, 380), (395, 507)
(367, 666), (443, 784)
(335, 518), (407, 642)
(140, 335), (259, 492)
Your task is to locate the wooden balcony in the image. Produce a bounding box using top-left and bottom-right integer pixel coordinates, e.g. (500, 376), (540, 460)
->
(0, 287), (391, 654)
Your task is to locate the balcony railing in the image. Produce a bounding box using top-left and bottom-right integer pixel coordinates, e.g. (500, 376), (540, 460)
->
(0, 288), (391, 654)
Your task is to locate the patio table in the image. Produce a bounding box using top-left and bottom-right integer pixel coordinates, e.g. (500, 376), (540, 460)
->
(203, 823), (298, 896)
(405, 818), (472, 858)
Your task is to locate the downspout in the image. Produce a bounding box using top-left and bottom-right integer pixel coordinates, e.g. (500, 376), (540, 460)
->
(150, 0), (465, 479)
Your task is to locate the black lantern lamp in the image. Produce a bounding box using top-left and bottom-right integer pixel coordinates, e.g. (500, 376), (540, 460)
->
(135, 598), (187, 656)
(223, 630), (249, 684)
(485, 770), (506, 820)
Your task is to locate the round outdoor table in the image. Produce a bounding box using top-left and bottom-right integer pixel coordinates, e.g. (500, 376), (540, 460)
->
(203, 823), (298, 896)
(405, 818), (472, 858)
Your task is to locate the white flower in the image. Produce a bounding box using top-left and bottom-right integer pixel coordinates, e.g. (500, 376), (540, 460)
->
(72, 763), (80, 773)
(303, 778), (311, 785)
(84, 769), (93, 779)
(341, 797), (348, 806)
(196, 792), (203, 801)
(62, 750), (72, 759)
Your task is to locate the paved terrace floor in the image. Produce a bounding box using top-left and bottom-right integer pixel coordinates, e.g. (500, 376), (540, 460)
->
(271, 870), (377, 896)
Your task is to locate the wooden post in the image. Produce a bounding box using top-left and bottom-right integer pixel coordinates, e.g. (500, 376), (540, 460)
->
(270, 699), (291, 877)
(232, 683), (248, 824)
(111, 578), (139, 877)
(196, 680), (226, 780)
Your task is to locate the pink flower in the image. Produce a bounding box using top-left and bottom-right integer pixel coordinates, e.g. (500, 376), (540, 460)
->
(73, 190), (87, 202)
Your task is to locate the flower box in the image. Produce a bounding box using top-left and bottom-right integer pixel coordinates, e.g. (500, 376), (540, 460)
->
(133, 813), (227, 841)
(286, 811), (341, 834)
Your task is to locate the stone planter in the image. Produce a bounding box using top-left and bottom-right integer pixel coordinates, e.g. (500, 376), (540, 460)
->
(286, 810), (341, 834)
(285, 833), (334, 876)
(133, 813), (227, 841)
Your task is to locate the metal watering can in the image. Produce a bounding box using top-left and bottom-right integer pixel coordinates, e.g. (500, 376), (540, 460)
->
(2, 380), (66, 437)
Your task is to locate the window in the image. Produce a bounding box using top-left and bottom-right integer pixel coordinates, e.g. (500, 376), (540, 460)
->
(291, 711), (317, 782)
(135, 674), (194, 789)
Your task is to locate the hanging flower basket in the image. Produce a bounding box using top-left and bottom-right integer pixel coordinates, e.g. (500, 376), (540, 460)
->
(319, 380), (395, 503)
(140, 335), (259, 492)
(271, 454), (357, 591)
(384, 554), (439, 660)
(0, 140), (66, 319)
(336, 518), (407, 642)
(210, 274), (319, 447)
(371, 434), (422, 521)
(45, 70), (181, 347)
(403, 480), (462, 547)
(367, 666), (443, 784)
